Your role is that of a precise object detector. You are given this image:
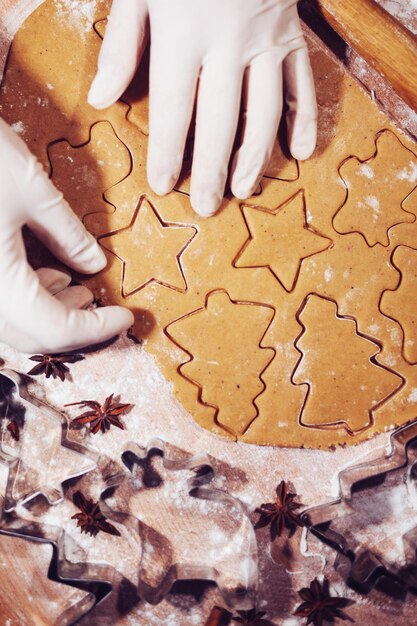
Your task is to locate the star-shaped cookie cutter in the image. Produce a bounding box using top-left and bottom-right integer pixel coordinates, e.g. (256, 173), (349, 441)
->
(301, 420), (417, 596)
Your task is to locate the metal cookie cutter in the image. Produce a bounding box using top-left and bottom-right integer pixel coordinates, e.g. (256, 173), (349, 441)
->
(302, 420), (417, 598)
(0, 368), (97, 511)
(0, 368), (114, 625)
(101, 438), (259, 608)
(0, 506), (116, 626)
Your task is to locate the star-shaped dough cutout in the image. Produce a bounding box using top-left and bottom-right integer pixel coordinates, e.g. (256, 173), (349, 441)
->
(0, 370), (96, 510)
(100, 197), (197, 297)
(234, 191), (331, 292)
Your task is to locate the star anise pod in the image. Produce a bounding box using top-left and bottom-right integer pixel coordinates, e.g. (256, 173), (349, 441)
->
(71, 491), (121, 537)
(28, 353), (85, 381)
(6, 419), (20, 442)
(65, 394), (132, 434)
(294, 578), (354, 626)
(254, 479), (303, 541)
(232, 608), (273, 625)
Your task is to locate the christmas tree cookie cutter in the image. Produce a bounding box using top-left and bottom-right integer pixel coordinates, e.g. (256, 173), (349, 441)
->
(0, 506), (116, 626)
(3, 454), (144, 623)
(100, 438), (258, 608)
(0, 368), (97, 512)
(0, 369), (115, 625)
(302, 419), (417, 597)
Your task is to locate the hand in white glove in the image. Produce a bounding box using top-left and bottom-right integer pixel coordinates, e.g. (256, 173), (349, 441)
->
(0, 119), (134, 354)
(88, 0), (317, 217)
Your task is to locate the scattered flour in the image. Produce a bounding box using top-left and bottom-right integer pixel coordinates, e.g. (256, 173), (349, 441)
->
(10, 121), (27, 135)
(397, 160), (417, 184)
(54, 0), (98, 35)
(365, 195), (380, 212)
(377, 0), (417, 34)
(324, 267), (333, 283)
(358, 163), (375, 179)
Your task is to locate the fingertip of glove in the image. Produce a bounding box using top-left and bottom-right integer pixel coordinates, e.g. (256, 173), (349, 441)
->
(91, 245), (108, 273)
(289, 121), (317, 161)
(104, 306), (135, 330)
(148, 174), (176, 197)
(149, 178), (174, 196)
(78, 242), (107, 274)
(88, 73), (116, 110)
(231, 179), (256, 201)
(87, 94), (114, 111)
(290, 143), (316, 161)
(191, 192), (222, 218)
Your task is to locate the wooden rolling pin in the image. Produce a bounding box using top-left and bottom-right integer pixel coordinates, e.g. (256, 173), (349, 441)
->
(313, 0), (417, 113)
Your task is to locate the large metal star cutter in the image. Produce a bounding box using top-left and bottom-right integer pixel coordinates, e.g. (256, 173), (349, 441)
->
(302, 420), (417, 597)
(0, 368), (96, 512)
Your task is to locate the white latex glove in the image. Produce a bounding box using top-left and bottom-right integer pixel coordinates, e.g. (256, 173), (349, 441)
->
(0, 118), (134, 354)
(88, 0), (317, 217)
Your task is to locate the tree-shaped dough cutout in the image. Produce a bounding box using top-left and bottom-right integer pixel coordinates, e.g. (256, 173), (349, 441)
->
(166, 291), (275, 437)
(293, 295), (403, 433)
(380, 245), (417, 363)
(333, 130), (416, 246)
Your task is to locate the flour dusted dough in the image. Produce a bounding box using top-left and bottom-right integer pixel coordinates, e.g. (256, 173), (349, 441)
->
(1, 0), (417, 447)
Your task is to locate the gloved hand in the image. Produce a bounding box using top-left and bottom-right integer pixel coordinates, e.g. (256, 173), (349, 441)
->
(88, 0), (317, 217)
(0, 118), (134, 354)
